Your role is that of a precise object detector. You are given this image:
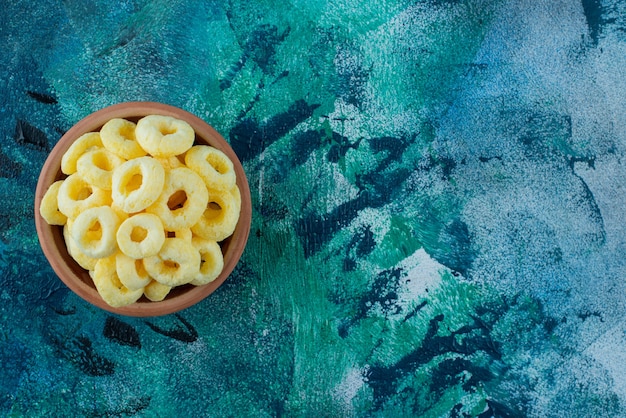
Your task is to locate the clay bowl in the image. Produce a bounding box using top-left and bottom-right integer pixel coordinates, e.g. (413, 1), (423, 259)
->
(34, 102), (251, 317)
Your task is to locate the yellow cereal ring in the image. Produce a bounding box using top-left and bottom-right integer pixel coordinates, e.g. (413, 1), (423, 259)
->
(156, 156), (184, 170)
(231, 183), (242, 212)
(110, 203), (130, 223)
(76, 147), (125, 190)
(144, 237), (200, 287)
(146, 167), (208, 230)
(143, 280), (171, 302)
(100, 118), (147, 160)
(57, 174), (111, 219)
(63, 223), (98, 271)
(165, 228), (193, 241)
(115, 252), (152, 290)
(116, 213), (165, 259)
(135, 115), (195, 157)
(190, 237), (224, 286)
(61, 132), (102, 175)
(111, 156), (165, 213)
(70, 206), (121, 259)
(40, 180), (67, 225)
(191, 185), (241, 242)
(93, 256), (144, 307)
(185, 145), (236, 191)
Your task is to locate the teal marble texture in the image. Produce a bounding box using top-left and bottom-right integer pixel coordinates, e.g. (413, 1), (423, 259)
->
(2, 0), (626, 416)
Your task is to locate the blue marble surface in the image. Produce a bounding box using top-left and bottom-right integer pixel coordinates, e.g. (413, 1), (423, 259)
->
(2, 0), (626, 416)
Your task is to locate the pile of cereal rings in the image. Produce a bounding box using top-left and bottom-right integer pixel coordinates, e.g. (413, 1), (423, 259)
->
(39, 115), (241, 308)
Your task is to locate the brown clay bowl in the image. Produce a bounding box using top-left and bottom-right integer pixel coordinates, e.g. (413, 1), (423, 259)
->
(34, 102), (251, 317)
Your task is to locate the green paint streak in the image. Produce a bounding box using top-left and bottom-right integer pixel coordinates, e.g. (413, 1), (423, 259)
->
(343, 269), (500, 416)
(234, 1), (504, 414)
(359, 1), (498, 137)
(372, 216), (422, 269)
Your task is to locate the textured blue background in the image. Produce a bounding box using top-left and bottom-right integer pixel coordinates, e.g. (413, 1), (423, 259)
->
(2, 0), (626, 416)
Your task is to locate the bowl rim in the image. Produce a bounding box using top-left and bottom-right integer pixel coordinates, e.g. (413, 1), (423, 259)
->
(34, 101), (252, 317)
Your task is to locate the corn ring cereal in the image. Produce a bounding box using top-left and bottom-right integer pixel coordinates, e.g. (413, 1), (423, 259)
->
(191, 185), (241, 242)
(115, 252), (152, 291)
(185, 145), (236, 191)
(100, 118), (147, 160)
(135, 115), (195, 157)
(111, 156), (165, 213)
(147, 167), (208, 230)
(144, 237), (200, 287)
(165, 228), (193, 241)
(61, 132), (102, 175)
(77, 147), (125, 190)
(156, 156), (184, 170)
(40, 113), (244, 308)
(190, 238), (224, 286)
(116, 213), (165, 259)
(143, 280), (171, 302)
(231, 181), (242, 211)
(110, 203), (130, 223)
(57, 174), (111, 219)
(40, 180), (67, 225)
(63, 224), (98, 271)
(70, 206), (121, 259)
(92, 256), (144, 307)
